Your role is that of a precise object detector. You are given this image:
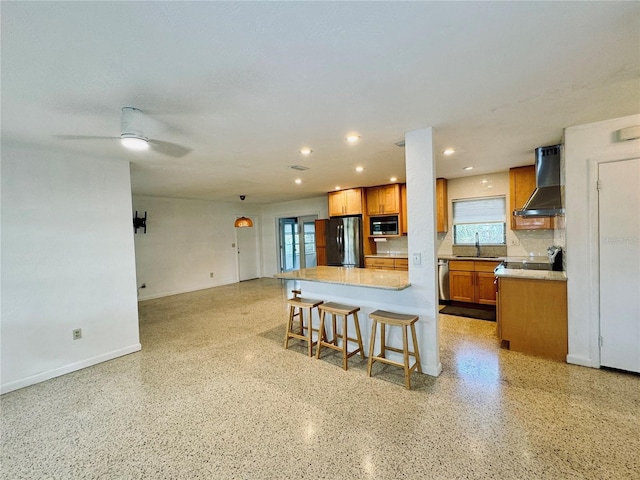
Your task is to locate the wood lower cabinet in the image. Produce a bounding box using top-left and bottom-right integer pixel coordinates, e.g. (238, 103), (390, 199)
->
(315, 219), (328, 266)
(449, 260), (500, 305)
(510, 166), (555, 230)
(497, 276), (567, 361)
(364, 257), (408, 271)
(329, 188), (363, 216)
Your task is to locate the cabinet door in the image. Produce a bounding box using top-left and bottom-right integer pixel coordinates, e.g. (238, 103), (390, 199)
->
(366, 188), (381, 215)
(328, 191), (345, 216)
(344, 188), (363, 215)
(381, 185), (400, 214)
(449, 271), (474, 302)
(394, 258), (409, 271)
(476, 272), (497, 305)
(436, 178), (448, 233)
(364, 257), (395, 270)
(510, 166), (555, 230)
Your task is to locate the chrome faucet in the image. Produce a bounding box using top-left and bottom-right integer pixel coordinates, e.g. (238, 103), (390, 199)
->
(475, 232), (481, 257)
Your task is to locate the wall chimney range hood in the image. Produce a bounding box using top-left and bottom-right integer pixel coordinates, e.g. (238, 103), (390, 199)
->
(514, 144), (564, 217)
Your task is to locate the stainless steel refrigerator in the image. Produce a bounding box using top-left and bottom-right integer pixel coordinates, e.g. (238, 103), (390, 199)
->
(326, 216), (364, 268)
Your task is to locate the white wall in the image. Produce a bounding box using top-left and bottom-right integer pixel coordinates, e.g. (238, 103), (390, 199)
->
(260, 196), (328, 277)
(1, 144), (141, 394)
(132, 195), (260, 300)
(564, 113), (640, 367)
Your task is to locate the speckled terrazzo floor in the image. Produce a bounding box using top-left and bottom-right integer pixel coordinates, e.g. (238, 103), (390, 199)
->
(1, 278), (639, 479)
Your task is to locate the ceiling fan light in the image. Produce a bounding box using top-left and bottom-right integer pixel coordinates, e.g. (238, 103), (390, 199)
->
(121, 135), (149, 151)
(234, 216), (254, 228)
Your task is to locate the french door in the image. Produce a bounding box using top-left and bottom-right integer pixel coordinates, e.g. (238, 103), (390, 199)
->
(278, 215), (317, 272)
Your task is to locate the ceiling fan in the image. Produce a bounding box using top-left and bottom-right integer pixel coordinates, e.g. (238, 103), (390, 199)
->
(56, 107), (192, 158)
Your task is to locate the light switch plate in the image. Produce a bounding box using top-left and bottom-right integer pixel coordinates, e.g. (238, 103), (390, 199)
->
(412, 253), (421, 265)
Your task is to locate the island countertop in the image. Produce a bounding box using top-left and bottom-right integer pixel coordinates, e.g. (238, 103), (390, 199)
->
(274, 266), (410, 290)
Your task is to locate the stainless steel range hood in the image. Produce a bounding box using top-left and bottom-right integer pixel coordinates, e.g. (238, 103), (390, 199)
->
(514, 144), (564, 217)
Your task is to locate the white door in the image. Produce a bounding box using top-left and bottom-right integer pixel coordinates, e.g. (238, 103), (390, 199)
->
(237, 219), (259, 281)
(599, 158), (640, 373)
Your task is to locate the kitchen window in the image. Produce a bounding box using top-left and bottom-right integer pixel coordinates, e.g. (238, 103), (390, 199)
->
(452, 196), (506, 245)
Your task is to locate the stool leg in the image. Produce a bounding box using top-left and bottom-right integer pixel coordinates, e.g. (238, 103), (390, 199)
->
(331, 313), (337, 346)
(367, 319), (377, 377)
(352, 311), (365, 358)
(284, 305), (295, 349)
(402, 325), (411, 389)
(342, 315), (348, 370)
(380, 323), (386, 359)
(410, 322), (423, 374)
(316, 310), (326, 360)
(305, 307), (313, 357)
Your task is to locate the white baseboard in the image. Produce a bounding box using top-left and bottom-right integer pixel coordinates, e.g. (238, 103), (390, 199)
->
(0, 344), (142, 395)
(137, 282), (235, 301)
(566, 354), (597, 368)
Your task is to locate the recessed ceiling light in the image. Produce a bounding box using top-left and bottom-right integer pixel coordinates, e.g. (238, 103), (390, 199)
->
(481, 179), (488, 184)
(294, 178), (302, 184)
(121, 135), (149, 151)
(390, 177), (397, 182)
(443, 148), (455, 156)
(300, 148), (312, 155)
(355, 166), (364, 172)
(335, 186), (341, 190)
(463, 166), (474, 171)
(346, 134), (361, 143)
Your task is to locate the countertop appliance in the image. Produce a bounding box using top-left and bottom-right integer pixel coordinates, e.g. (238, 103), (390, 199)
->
(326, 216), (364, 268)
(438, 259), (450, 302)
(547, 245), (563, 271)
(514, 144), (564, 217)
(370, 215), (399, 235)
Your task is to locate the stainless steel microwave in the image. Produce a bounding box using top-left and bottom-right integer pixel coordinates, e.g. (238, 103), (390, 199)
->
(371, 215), (399, 235)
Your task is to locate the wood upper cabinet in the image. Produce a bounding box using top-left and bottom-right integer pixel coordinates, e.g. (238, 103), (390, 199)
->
(366, 184), (400, 215)
(449, 260), (500, 305)
(315, 219), (328, 266)
(436, 178), (448, 233)
(401, 184), (408, 234)
(510, 166), (555, 230)
(328, 188), (363, 216)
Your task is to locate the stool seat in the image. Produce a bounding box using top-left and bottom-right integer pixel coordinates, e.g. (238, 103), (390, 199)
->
(367, 310), (422, 390)
(287, 297), (324, 309)
(316, 302), (364, 370)
(318, 302), (360, 315)
(284, 293), (324, 357)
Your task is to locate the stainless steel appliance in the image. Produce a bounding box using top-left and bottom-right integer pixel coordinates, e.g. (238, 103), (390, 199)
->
(514, 144), (564, 217)
(438, 259), (450, 302)
(370, 215), (399, 235)
(326, 216), (364, 267)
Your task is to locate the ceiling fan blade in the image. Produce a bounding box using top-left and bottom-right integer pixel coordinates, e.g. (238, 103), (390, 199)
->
(148, 139), (192, 158)
(55, 135), (119, 141)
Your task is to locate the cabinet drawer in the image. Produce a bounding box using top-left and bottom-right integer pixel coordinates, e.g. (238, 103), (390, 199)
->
(394, 258), (409, 269)
(365, 258), (395, 269)
(475, 261), (500, 272)
(449, 260), (474, 271)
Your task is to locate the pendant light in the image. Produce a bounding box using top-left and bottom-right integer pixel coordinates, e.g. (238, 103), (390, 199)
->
(234, 195), (254, 228)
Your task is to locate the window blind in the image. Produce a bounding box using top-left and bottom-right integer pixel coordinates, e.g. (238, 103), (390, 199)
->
(453, 196), (506, 224)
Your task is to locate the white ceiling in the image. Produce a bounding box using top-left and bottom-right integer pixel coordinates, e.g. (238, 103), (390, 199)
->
(2, 2), (639, 204)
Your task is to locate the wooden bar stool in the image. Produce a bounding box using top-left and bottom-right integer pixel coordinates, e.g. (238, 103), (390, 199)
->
(284, 291), (324, 357)
(367, 310), (422, 389)
(316, 302), (365, 370)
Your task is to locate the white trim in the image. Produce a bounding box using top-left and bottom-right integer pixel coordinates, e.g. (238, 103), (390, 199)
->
(138, 282), (237, 301)
(566, 354), (596, 368)
(1, 344), (142, 395)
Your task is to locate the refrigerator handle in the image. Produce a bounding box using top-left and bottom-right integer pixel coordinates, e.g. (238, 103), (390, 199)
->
(339, 225), (344, 257)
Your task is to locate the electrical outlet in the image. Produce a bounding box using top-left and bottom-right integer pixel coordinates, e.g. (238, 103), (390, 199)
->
(73, 328), (82, 340)
(412, 253), (421, 265)
(210, 272), (214, 278)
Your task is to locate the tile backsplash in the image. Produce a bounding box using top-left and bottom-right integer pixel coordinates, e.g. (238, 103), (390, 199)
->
(374, 236), (408, 255)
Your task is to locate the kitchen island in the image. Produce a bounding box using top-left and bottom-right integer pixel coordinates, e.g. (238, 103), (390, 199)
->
(275, 265), (410, 290)
(274, 265), (441, 377)
(495, 266), (567, 361)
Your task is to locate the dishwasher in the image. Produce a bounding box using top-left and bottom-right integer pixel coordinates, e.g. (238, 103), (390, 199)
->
(437, 259), (450, 303)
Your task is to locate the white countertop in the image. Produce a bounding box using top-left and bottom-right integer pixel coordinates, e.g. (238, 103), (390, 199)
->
(494, 266), (567, 281)
(365, 254), (409, 259)
(274, 266), (410, 290)
(438, 255), (505, 262)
